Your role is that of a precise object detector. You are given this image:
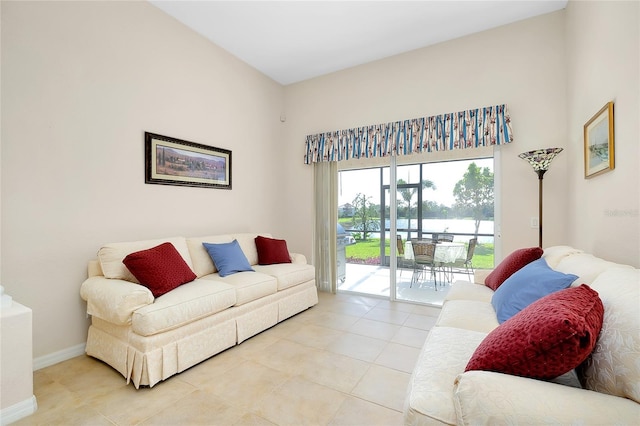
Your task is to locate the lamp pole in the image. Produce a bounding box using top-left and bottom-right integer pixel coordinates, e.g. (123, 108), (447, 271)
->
(537, 169), (546, 248)
(519, 148), (563, 249)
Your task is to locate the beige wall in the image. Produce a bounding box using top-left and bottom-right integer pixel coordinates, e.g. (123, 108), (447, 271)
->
(565, 0), (640, 267)
(282, 11), (570, 263)
(1, 1), (285, 358)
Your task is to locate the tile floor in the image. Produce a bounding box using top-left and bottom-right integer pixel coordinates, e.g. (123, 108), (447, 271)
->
(15, 291), (441, 426)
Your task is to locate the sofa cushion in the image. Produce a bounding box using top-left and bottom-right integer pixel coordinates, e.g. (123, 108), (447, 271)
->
(131, 279), (237, 336)
(445, 281), (494, 304)
(491, 258), (577, 323)
(123, 242), (197, 298)
(466, 284), (604, 380)
(404, 326), (487, 425)
(253, 263), (315, 291)
(437, 300), (499, 333)
(484, 247), (543, 291)
(580, 268), (640, 403)
(98, 237), (193, 283)
(203, 240), (255, 277)
(186, 234), (233, 277)
(554, 253), (633, 286)
(232, 233), (270, 266)
(200, 272), (277, 306)
(255, 236), (292, 265)
(453, 369), (640, 425)
(542, 245), (584, 269)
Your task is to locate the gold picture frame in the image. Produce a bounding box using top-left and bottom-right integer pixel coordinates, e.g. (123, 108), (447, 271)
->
(584, 102), (614, 178)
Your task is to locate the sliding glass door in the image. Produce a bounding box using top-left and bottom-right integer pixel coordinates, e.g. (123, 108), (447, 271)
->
(338, 157), (495, 305)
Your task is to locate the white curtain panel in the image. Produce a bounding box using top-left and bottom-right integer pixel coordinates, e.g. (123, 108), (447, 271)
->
(313, 161), (338, 293)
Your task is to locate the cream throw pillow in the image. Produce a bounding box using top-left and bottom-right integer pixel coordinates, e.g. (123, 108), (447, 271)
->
(98, 237), (192, 283)
(580, 267), (640, 403)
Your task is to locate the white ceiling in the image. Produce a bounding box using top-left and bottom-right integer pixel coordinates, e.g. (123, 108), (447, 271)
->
(150, 1), (568, 85)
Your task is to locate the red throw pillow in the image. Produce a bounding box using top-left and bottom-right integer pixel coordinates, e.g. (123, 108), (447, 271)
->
(485, 247), (543, 290)
(255, 236), (292, 265)
(465, 284), (604, 380)
(123, 242), (196, 298)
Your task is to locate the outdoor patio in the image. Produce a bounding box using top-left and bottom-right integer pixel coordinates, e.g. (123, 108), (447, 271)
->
(338, 263), (478, 306)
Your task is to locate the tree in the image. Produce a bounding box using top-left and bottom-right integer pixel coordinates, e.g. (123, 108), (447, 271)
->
(397, 179), (412, 214)
(453, 163), (494, 236)
(351, 193), (379, 240)
(397, 178), (436, 222)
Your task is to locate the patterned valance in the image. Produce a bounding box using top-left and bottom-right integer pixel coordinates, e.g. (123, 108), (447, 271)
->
(304, 104), (513, 164)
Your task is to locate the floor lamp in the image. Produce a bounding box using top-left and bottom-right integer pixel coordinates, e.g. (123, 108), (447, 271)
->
(518, 148), (563, 248)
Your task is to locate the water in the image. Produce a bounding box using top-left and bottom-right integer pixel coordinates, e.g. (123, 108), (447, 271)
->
(356, 218), (495, 243)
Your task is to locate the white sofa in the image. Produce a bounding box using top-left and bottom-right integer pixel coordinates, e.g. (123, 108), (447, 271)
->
(404, 245), (640, 425)
(80, 232), (317, 388)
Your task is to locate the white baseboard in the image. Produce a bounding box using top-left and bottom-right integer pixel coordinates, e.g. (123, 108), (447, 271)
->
(0, 345), (85, 424)
(33, 343), (86, 371)
(0, 395), (37, 425)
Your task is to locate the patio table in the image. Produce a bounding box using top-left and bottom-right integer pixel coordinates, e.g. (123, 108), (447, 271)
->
(405, 241), (466, 288)
(405, 241), (465, 263)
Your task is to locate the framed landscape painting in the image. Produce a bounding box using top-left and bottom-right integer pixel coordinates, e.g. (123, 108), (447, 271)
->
(583, 102), (614, 178)
(145, 132), (232, 189)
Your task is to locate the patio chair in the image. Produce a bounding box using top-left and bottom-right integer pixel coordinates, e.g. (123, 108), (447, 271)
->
(396, 235), (410, 278)
(410, 239), (438, 289)
(446, 238), (477, 281)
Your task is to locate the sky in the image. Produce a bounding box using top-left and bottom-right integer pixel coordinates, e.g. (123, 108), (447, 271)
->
(338, 158), (493, 208)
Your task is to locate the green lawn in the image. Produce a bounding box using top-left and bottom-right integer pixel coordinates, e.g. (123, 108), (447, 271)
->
(345, 238), (494, 269)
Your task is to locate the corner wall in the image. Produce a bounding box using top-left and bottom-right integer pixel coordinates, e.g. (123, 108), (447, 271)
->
(565, 0), (640, 267)
(282, 11), (569, 262)
(1, 1), (285, 358)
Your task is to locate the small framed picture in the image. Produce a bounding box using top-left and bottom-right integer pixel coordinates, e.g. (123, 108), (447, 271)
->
(584, 102), (614, 178)
(145, 132), (231, 189)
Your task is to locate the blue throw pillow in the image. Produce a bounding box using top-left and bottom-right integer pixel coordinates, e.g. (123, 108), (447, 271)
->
(202, 240), (254, 277)
(491, 258), (578, 323)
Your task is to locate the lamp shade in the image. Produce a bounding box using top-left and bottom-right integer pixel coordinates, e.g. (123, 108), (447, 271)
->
(519, 148), (564, 172)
